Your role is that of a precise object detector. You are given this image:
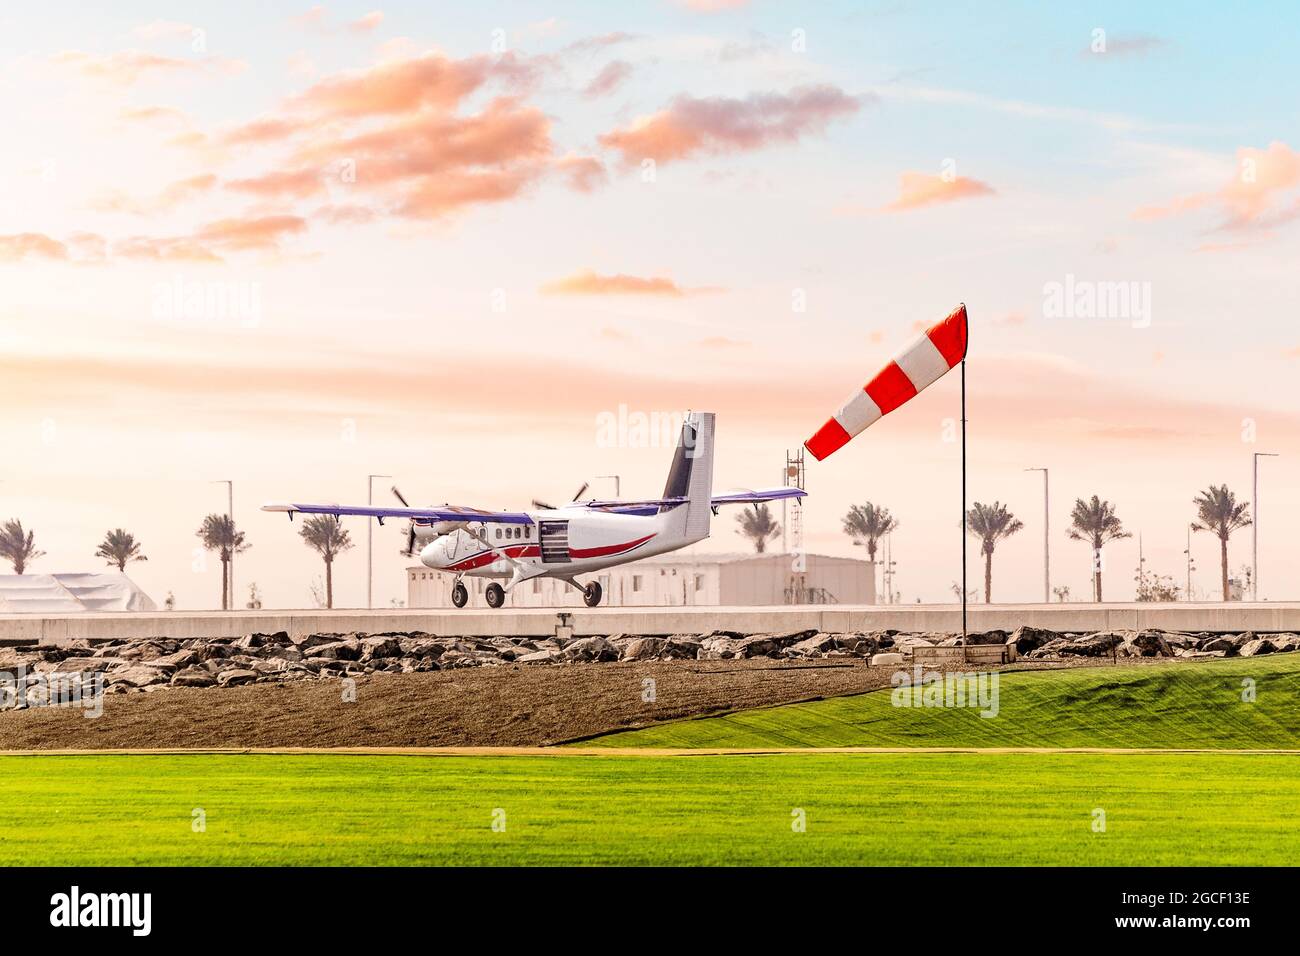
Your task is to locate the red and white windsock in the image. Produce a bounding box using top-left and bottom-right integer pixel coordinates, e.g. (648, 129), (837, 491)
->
(805, 303), (968, 461)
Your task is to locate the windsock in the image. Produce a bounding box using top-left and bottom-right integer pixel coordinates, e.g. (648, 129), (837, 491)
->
(805, 303), (968, 460)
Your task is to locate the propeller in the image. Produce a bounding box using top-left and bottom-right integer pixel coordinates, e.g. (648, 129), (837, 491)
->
(392, 485), (418, 557)
(533, 481), (590, 511)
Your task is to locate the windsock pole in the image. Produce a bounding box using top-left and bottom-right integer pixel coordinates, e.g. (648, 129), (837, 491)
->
(961, 358), (968, 660)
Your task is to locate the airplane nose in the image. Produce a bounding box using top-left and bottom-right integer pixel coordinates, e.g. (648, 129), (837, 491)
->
(419, 538), (444, 568)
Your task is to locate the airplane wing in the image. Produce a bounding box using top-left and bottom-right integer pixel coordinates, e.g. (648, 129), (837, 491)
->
(581, 488), (806, 511)
(710, 487), (806, 506)
(261, 502), (534, 525)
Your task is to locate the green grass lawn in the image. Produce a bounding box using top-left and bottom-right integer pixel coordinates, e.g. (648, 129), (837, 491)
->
(585, 655), (1300, 750)
(0, 752), (1296, 865)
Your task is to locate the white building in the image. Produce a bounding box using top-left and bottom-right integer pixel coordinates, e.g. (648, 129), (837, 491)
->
(407, 551), (876, 608)
(0, 573), (157, 612)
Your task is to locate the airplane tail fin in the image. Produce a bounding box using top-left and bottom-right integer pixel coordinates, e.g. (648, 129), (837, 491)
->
(661, 411), (715, 540)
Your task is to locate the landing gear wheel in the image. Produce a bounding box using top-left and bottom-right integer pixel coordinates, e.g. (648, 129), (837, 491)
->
(451, 582), (468, 608)
(485, 582), (505, 609)
(583, 581), (603, 608)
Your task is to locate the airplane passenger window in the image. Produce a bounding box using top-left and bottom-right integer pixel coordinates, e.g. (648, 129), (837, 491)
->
(495, 528), (501, 539)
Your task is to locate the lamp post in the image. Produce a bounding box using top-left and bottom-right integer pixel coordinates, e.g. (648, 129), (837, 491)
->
(1252, 453), (1277, 601)
(1184, 523), (1196, 600)
(1024, 467), (1049, 603)
(368, 474), (391, 609)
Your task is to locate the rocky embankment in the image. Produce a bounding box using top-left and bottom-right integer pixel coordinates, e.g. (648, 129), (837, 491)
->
(1, 625), (1296, 699)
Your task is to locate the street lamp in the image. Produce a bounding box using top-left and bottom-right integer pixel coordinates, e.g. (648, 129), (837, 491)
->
(1253, 452), (1278, 601)
(1024, 467), (1049, 603)
(368, 474), (391, 609)
(1184, 523), (1196, 600)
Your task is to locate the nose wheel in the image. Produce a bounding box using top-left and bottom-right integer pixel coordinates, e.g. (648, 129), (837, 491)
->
(583, 581), (603, 608)
(451, 581), (468, 608)
(485, 582), (506, 609)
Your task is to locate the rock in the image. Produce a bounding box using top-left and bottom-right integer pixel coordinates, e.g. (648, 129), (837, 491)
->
(1198, 636), (1241, 656)
(154, 649), (200, 670)
(965, 630), (1009, 646)
(261, 645), (303, 663)
(305, 638), (362, 661)
(564, 637), (619, 663)
(621, 638), (665, 661)
(0, 648), (29, 668)
(360, 637), (402, 661)
(892, 635), (937, 652)
(1056, 632), (1125, 656)
(870, 652), (904, 667)
(49, 656), (112, 673)
(740, 635), (790, 658)
(660, 636), (702, 659)
(104, 663), (170, 687)
(399, 638), (446, 659)
(786, 633), (841, 657)
(171, 667), (216, 687)
(839, 634), (880, 656)
(294, 633), (346, 652)
(216, 668), (258, 686)
(515, 649), (564, 664)
(1009, 626), (1060, 655)
(1266, 633), (1299, 652)
(1240, 637), (1277, 657)
(697, 635), (744, 659)
(1118, 629), (1173, 657)
(199, 643), (235, 661)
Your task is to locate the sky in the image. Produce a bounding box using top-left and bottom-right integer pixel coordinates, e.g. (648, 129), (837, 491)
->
(2, 0), (1299, 609)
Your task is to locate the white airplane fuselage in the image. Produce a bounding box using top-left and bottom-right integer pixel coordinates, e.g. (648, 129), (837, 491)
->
(418, 502), (697, 583)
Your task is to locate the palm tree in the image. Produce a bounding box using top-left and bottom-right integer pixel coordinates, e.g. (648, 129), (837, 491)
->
(735, 503), (780, 553)
(299, 515), (354, 609)
(95, 528), (147, 572)
(841, 502), (899, 562)
(1191, 484), (1251, 601)
(196, 513), (249, 610)
(965, 501), (1023, 603)
(0, 520), (45, 575)
(1066, 496), (1131, 602)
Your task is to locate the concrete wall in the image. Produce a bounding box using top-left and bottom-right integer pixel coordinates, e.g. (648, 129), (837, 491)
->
(5, 602), (1300, 645)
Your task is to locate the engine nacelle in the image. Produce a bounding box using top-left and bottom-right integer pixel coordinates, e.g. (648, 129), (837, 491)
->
(427, 519), (468, 536)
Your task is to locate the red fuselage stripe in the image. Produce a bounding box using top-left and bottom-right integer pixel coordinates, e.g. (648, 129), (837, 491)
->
(568, 533), (656, 559)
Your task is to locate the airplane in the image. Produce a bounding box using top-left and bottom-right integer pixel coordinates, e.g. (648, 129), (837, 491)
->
(262, 411), (806, 609)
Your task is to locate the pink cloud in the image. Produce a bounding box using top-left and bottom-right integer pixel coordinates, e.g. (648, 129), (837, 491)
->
(0, 233), (69, 262)
(52, 49), (194, 84)
(540, 270), (723, 296)
(599, 85), (860, 165)
(555, 154), (607, 192)
(1134, 141), (1300, 233)
(584, 60), (633, 98)
(350, 11), (384, 33)
(881, 171), (996, 212)
(226, 168), (327, 200)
